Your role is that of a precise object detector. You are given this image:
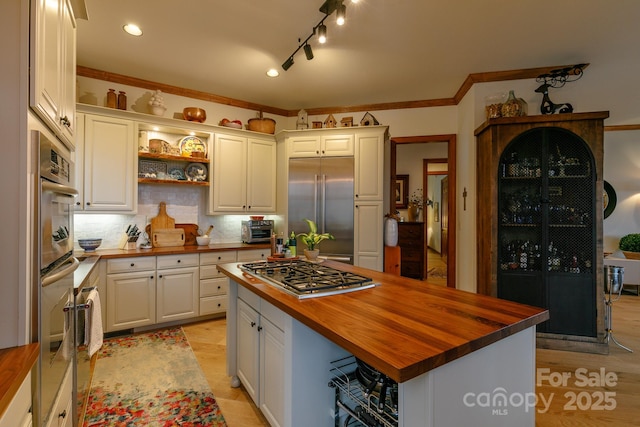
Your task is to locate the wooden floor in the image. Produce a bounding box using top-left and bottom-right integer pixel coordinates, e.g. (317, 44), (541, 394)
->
(183, 293), (640, 427)
(426, 246), (447, 286)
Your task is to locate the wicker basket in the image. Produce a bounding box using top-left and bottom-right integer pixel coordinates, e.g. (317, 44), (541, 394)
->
(248, 117), (276, 134)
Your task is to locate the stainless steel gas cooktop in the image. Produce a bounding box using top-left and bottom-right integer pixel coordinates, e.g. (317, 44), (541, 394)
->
(240, 259), (377, 299)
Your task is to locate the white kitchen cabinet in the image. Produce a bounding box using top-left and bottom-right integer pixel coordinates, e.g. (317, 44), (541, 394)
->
(355, 130), (385, 201)
(81, 114), (137, 212)
(156, 254), (199, 323)
(354, 201), (384, 271)
(44, 364), (72, 427)
(199, 251), (236, 315)
(73, 112), (85, 210)
(286, 133), (354, 158)
(0, 371), (32, 427)
(105, 257), (156, 332)
(237, 248), (270, 262)
(236, 289), (285, 427)
(30, 0), (77, 149)
(210, 133), (276, 214)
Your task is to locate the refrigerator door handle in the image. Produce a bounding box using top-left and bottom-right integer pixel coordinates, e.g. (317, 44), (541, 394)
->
(321, 174), (327, 233)
(314, 174), (320, 225)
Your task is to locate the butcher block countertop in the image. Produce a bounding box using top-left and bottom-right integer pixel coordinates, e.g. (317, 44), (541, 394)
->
(217, 260), (549, 383)
(0, 343), (38, 419)
(79, 242), (270, 259)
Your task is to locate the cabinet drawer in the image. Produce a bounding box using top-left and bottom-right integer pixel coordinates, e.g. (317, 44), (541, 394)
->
(107, 256), (156, 273)
(238, 285), (261, 309)
(402, 250), (423, 261)
(401, 261), (423, 279)
(200, 278), (228, 297)
(157, 253), (199, 269)
(237, 248), (269, 262)
(200, 251), (236, 265)
(200, 264), (226, 279)
(200, 295), (227, 315)
(261, 299), (286, 331)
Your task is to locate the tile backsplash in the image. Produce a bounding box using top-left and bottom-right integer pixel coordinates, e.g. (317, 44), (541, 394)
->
(74, 184), (280, 250)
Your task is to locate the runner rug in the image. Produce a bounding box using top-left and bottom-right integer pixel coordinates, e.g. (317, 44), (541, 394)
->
(83, 327), (227, 426)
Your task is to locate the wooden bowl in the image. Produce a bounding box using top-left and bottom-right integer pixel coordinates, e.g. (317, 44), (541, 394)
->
(183, 107), (207, 123)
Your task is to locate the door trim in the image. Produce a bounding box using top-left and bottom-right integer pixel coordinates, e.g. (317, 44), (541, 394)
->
(390, 134), (457, 288)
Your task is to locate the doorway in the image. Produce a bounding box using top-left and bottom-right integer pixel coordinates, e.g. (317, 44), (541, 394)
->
(390, 134), (456, 288)
(424, 159), (448, 285)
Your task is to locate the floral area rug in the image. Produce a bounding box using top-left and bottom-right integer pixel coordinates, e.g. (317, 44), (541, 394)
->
(427, 266), (447, 278)
(83, 327), (227, 426)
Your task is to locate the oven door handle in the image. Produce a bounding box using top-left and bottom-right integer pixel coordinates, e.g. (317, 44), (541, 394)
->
(42, 257), (79, 287)
(41, 180), (78, 198)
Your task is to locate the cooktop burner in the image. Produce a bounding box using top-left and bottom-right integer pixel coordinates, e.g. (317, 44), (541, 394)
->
(240, 259), (377, 299)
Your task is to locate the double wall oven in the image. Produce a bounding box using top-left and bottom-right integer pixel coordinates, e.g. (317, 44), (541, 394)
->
(32, 131), (79, 427)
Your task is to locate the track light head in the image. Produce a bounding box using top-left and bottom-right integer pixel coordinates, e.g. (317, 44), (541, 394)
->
(304, 44), (314, 60)
(336, 3), (346, 25)
(318, 24), (327, 43)
(282, 57), (294, 71)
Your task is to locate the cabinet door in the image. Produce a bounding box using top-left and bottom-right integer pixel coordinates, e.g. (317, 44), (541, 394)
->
(355, 132), (384, 201)
(157, 266), (199, 322)
(247, 137), (276, 212)
(212, 133), (247, 212)
(321, 134), (354, 156)
(83, 115), (136, 212)
(106, 271), (156, 331)
(354, 201), (383, 270)
(0, 372), (32, 427)
(259, 317), (285, 427)
(74, 113), (85, 210)
(31, 0), (76, 149)
(237, 299), (260, 404)
(287, 135), (320, 157)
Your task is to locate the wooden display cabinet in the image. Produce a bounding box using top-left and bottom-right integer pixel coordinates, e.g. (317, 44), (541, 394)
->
(475, 112), (609, 353)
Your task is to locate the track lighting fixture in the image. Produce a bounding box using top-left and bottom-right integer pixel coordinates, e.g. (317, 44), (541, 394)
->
(280, 0), (356, 71)
(282, 57), (294, 71)
(304, 44), (314, 60)
(318, 24), (327, 44)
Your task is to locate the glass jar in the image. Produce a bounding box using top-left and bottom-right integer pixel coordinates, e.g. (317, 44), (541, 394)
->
(484, 93), (507, 119)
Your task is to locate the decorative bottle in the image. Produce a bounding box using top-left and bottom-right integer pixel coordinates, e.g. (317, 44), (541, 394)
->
(106, 89), (117, 108)
(289, 231), (297, 257)
(501, 90), (522, 117)
(117, 91), (127, 110)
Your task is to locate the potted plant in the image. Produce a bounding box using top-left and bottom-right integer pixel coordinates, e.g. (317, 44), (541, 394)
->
(619, 233), (640, 259)
(296, 218), (335, 260)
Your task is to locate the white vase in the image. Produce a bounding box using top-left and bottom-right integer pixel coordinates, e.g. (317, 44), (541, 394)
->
(384, 217), (398, 246)
(150, 105), (167, 116)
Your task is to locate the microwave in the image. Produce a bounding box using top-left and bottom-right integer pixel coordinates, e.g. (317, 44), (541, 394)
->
(242, 220), (274, 243)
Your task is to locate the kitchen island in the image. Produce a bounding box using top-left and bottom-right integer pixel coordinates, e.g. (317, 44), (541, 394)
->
(217, 260), (549, 427)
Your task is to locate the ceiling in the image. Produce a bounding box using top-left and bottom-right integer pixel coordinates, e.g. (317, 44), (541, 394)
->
(76, 0), (639, 113)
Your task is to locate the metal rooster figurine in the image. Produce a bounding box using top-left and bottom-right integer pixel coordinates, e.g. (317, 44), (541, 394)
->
(535, 63), (586, 115)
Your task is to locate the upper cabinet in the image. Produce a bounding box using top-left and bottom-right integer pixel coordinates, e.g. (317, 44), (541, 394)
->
(31, 0), (77, 149)
(209, 133), (276, 214)
(287, 133), (354, 158)
(80, 113), (137, 212)
(355, 130), (385, 201)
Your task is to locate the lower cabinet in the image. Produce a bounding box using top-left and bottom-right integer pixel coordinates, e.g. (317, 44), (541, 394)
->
(156, 254), (199, 323)
(199, 251), (236, 315)
(45, 364), (72, 427)
(237, 289), (285, 427)
(0, 371), (32, 427)
(354, 201), (383, 270)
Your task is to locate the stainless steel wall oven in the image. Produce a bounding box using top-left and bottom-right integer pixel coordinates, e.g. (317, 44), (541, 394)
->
(32, 131), (79, 427)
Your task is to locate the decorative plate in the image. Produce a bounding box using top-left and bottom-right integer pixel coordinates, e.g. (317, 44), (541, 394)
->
(604, 180), (617, 219)
(185, 163), (208, 181)
(168, 167), (186, 180)
(179, 136), (207, 157)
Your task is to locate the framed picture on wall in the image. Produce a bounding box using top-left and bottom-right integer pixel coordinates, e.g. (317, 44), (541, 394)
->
(395, 175), (409, 209)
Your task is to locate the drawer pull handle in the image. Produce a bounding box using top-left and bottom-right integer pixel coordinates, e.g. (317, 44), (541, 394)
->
(59, 409), (67, 419)
(217, 303), (221, 307)
(159, 275), (163, 278)
(150, 275), (154, 279)
(257, 326), (263, 332)
(217, 286), (221, 290)
(130, 263), (135, 267)
(250, 321), (256, 327)
(177, 259), (181, 263)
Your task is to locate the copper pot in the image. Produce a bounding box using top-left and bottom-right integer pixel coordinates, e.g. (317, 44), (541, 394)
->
(183, 107), (207, 123)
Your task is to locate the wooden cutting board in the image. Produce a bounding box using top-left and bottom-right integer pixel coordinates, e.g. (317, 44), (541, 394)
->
(147, 223), (198, 246)
(152, 228), (185, 247)
(150, 202), (175, 236)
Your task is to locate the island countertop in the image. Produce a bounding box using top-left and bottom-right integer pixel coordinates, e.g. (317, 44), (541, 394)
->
(217, 260), (549, 383)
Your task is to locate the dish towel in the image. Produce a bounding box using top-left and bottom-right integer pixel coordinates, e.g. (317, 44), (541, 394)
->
(85, 288), (104, 357)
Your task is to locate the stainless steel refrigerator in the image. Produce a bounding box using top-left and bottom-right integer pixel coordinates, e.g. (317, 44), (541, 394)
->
(288, 157), (354, 263)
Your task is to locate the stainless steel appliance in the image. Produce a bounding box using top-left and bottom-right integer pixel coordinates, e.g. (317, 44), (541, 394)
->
(288, 157), (354, 263)
(32, 131), (79, 427)
(240, 260), (376, 299)
(241, 219), (274, 243)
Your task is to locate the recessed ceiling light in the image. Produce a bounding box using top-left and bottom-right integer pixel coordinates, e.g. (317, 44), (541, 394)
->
(123, 24), (143, 36)
(266, 69), (280, 78)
